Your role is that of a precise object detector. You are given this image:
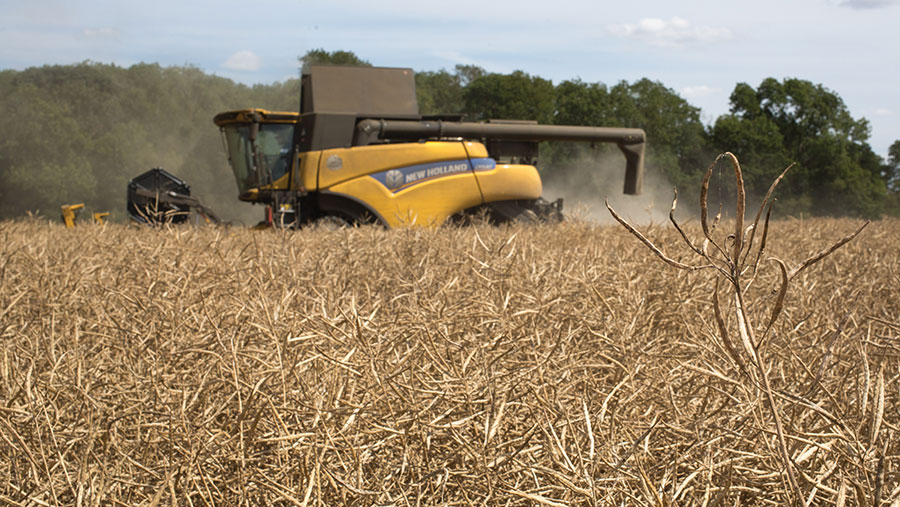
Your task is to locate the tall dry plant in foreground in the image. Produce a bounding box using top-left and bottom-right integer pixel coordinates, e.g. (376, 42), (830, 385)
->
(607, 152), (869, 506)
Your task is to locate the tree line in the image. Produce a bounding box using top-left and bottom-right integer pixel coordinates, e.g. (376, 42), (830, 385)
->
(0, 62), (301, 221)
(412, 62), (899, 218)
(0, 50), (897, 221)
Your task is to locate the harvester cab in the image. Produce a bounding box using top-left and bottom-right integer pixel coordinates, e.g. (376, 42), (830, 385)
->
(214, 65), (646, 228)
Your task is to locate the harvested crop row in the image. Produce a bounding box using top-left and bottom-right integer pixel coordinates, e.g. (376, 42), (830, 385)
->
(0, 218), (897, 505)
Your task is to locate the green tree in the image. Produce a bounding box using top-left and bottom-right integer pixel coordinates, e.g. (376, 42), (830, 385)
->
(0, 78), (96, 215)
(454, 65), (486, 87)
(554, 79), (612, 127)
(416, 65), (487, 116)
(883, 140), (900, 192)
(299, 49), (371, 70)
(885, 141), (900, 215)
(536, 78), (708, 200)
(463, 70), (555, 123)
(605, 79), (709, 193)
(710, 114), (792, 202)
(540, 79), (615, 183)
(0, 62), (286, 221)
(711, 78), (886, 217)
(416, 69), (463, 116)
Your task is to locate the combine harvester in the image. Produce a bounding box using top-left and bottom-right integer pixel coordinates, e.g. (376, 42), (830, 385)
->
(60, 203), (109, 228)
(212, 65), (647, 228)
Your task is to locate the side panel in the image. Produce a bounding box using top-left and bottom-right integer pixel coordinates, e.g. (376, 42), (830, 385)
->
(463, 139), (543, 202)
(296, 152), (321, 191)
(320, 142), (485, 227)
(392, 171), (483, 226)
(318, 142), (473, 189)
(325, 177), (399, 225)
(473, 164), (543, 202)
(463, 141), (489, 159)
(328, 171), (483, 227)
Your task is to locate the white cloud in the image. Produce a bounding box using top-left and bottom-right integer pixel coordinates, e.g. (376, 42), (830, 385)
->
(223, 50), (262, 71)
(609, 17), (733, 48)
(680, 85), (721, 99)
(874, 108), (893, 116)
(839, 0), (898, 9)
(83, 27), (120, 38)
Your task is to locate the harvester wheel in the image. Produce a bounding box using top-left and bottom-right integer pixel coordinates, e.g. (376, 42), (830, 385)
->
(312, 215), (350, 230)
(530, 197), (564, 223)
(485, 198), (564, 224)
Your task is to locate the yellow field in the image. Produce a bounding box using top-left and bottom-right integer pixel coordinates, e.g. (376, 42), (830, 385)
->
(0, 217), (897, 505)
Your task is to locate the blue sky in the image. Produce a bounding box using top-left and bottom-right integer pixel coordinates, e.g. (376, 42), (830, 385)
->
(2, 0), (898, 157)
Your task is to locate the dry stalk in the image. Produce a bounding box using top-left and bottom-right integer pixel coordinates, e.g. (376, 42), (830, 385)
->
(0, 202), (894, 504)
(607, 152), (869, 506)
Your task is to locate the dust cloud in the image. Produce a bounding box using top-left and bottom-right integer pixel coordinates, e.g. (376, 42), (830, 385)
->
(541, 149), (686, 226)
(193, 191), (265, 227)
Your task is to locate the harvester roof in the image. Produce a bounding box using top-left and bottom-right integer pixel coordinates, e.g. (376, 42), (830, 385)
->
(300, 65), (419, 119)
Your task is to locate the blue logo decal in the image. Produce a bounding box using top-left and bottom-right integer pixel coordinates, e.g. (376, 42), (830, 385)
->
(370, 158), (496, 193)
(471, 158), (496, 172)
(384, 169), (404, 189)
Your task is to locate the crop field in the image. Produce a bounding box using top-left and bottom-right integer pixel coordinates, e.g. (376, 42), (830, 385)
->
(0, 215), (898, 505)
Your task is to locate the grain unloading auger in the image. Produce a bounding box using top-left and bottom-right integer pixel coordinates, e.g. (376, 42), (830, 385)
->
(214, 65), (645, 228)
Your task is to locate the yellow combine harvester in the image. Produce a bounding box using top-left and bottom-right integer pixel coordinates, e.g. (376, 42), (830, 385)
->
(214, 66), (646, 228)
(60, 203), (109, 228)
